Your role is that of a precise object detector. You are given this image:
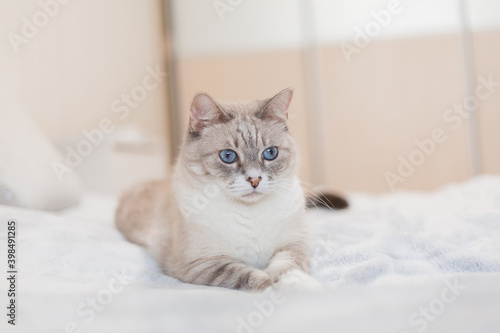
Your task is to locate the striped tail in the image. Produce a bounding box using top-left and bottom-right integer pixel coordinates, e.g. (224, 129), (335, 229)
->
(306, 192), (348, 210)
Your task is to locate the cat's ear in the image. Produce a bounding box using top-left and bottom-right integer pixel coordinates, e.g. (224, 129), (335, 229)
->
(256, 88), (293, 122)
(189, 93), (230, 134)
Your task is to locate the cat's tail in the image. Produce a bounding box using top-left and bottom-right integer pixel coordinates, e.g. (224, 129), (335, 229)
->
(306, 191), (349, 210)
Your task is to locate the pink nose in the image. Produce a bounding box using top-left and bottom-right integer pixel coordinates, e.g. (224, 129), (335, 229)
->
(246, 176), (262, 188)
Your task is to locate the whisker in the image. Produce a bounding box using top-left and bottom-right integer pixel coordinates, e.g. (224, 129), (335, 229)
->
(273, 183), (334, 212)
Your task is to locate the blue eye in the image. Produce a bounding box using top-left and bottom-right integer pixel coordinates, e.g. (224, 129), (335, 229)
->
(219, 149), (238, 164)
(262, 146), (278, 161)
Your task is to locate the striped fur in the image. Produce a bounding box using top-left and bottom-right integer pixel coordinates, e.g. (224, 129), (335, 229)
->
(115, 89), (317, 290)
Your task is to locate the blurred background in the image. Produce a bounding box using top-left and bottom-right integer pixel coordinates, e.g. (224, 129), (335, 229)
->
(1, 0), (499, 201)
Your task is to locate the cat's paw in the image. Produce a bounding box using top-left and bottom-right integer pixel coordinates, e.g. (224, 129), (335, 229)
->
(247, 270), (272, 291)
(272, 269), (324, 293)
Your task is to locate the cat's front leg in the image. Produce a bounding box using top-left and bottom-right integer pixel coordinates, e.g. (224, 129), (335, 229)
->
(264, 245), (323, 292)
(183, 255), (272, 290)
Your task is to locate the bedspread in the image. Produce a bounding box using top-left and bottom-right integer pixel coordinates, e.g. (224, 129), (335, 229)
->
(1, 176), (499, 333)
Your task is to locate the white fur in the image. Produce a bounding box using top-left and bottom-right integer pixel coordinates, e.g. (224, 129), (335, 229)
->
(174, 174), (305, 269)
(271, 269), (324, 292)
(116, 89), (316, 290)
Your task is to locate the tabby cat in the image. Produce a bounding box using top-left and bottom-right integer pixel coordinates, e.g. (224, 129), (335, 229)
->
(116, 89), (345, 291)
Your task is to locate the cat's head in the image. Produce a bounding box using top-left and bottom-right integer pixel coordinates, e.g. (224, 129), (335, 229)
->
(181, 89), (297, 203)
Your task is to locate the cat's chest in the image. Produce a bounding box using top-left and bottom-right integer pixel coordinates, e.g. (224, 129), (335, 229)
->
(214, 211), (284, 268)
(197, 196), (299, 268)
(175, 179), (305, 268)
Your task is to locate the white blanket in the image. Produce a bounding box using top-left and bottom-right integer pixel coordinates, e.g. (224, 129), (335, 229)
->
(1, 176), (500, 333)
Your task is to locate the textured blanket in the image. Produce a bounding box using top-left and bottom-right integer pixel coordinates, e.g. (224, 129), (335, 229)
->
(1, 175), (499, 333)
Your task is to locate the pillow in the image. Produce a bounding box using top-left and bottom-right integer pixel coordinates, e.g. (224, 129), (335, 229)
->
(0, 79), (82, 211)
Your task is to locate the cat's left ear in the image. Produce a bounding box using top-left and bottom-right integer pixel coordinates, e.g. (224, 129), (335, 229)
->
(189, 93), (231, 135)
(257, 88), (293, 123)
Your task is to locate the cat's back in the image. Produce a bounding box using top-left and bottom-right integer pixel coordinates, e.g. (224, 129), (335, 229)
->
(115, 178), (172, 247)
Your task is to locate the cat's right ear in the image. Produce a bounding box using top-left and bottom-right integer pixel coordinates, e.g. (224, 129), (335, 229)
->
(189, 93), (230, 135)
(256, 88), (293, 123)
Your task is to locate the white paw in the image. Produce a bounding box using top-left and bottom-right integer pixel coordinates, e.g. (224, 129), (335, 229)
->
(272, 269), (324, 293)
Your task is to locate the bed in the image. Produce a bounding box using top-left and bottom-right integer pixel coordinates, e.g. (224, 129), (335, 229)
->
(1, 175), (500, 333)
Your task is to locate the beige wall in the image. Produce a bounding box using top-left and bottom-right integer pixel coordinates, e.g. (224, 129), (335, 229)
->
(2, 0), (498, 194)
(0, 0), (171, 194)
(169, 0), (500, 193)
(322, 34), (471, 192)
(473, 31), (500, 174)
(0, 0), (169, 147)
(177, 51), (313, 184)
(175, 32), (500, 193)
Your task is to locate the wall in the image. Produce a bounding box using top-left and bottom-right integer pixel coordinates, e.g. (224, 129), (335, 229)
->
(170, 0), (500, 192)
(0, 0), (171, 194)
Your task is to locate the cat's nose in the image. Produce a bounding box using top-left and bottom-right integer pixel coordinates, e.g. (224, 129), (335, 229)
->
(246, 176), (262, 188)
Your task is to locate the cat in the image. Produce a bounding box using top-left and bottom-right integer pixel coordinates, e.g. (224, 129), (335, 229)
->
(115, 89), (344, 291)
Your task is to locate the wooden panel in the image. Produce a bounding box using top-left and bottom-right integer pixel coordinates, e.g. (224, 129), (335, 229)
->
(472, 31), (500, 174)
(322, 35), (471, 192)
(176, 34), (485, 193)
